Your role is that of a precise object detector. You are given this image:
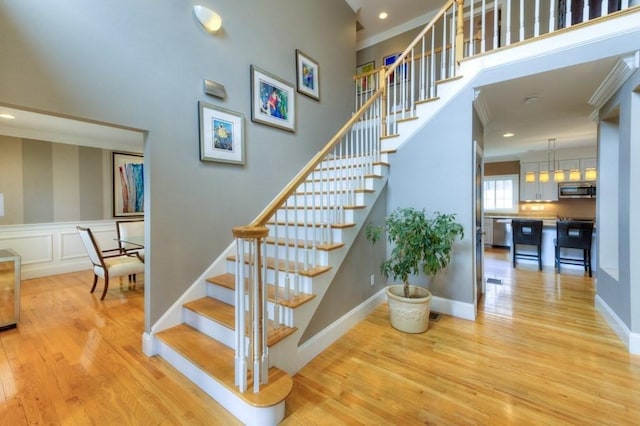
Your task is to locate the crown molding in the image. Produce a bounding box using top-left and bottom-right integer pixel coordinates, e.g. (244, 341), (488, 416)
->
(473, 89), (492, 127)
(588, 51), (639, 118)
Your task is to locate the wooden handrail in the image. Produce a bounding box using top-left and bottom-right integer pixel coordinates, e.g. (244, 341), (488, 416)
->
(383, 0), (455, 81)
(249, 89), (384, 227)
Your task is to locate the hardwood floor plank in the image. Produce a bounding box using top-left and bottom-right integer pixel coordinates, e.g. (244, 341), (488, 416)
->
(2, 250), (640, 424)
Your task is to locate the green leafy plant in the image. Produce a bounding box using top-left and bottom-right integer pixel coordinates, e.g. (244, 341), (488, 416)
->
(366, 207), (464, 298)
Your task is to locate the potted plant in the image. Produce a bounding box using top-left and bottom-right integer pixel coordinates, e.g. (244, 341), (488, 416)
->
(366, 207), (464, 333)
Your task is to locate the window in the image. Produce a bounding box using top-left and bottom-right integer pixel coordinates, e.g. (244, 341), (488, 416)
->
(484, 174), (519, 213)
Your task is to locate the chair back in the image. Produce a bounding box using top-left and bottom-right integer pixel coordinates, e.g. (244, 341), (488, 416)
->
(556, 220), (594, 250)
(116, 219), (144, 252)
(512, 219), (543, 246)
(77, 226), (104, 268)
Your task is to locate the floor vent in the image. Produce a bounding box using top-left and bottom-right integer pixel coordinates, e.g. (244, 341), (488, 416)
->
(430, 312), (441, 322)
(486, 277), (503, 285)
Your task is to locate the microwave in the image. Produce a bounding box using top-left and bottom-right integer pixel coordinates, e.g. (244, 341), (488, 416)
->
(558, 182), (596, 199)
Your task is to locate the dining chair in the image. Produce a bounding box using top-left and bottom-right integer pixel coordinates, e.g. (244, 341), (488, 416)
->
(76, 226), (145, 300)
(115, 219), (145, 261)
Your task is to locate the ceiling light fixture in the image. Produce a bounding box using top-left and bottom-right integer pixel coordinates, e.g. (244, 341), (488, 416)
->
(503, 132), (515, 138)
(378, 12), (388, 20)
(524, 95), (538, 104)
(0, 113), (15, 120)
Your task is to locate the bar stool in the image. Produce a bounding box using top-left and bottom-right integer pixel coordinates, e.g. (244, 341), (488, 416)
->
(511, 219), (543, 271)
(555, 220), (594, 277)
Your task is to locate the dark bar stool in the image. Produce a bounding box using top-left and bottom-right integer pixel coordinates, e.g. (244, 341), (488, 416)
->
(555, 220), (594, 277)
(512, 219), (544, 271)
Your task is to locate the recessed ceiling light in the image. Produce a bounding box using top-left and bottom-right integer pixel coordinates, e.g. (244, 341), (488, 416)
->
(379, 12), (388, 20)
(524, 96), (538, 104)
(0, 113), (15, 120)
(503, 132), (515, 138)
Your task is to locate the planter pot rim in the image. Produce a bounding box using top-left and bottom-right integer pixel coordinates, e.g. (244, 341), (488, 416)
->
(386, 284), (432, 303)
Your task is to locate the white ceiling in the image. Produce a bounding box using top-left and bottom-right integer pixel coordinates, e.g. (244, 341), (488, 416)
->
(0, 105), (144, 153)
(347, 0), (626, 161)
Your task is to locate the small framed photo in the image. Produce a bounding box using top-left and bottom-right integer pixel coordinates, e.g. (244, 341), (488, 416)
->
(199, 101), (245, 165)
(251, 65), (296, 132)
(356, 60), (376, 93)
(383, 52), (408, 85)
(113, 152), (144, 217)
(295, 49), (320, 101)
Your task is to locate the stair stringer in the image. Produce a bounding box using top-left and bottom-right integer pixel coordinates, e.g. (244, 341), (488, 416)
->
(265, 168), (388, 376)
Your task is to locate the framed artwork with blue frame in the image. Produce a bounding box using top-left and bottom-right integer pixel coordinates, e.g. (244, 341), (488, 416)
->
(383, 52), (408, 85)
(295, 49), (320, 101)
(113, 152), (144, 217)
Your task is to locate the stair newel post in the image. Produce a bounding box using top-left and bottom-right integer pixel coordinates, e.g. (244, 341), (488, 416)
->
(231, 225), (270, 393)
(379, 67), (388, 138)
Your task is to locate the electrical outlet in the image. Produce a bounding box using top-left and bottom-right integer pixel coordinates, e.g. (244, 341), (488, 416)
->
(370, 274), (375, 287)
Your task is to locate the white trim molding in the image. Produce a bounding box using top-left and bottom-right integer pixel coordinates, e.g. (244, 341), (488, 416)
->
(588, 51), (640, 120)
(595, 294), (640, 354)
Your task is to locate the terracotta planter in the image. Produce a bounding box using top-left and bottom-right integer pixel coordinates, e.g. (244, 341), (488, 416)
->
(386, 284), (432, 333)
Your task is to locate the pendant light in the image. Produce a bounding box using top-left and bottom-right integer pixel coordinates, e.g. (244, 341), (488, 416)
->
(539, 138), (551, 183)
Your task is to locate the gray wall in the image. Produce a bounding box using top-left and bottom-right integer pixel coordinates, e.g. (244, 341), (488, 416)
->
(596, 69), (640, 332)
(0, 136), (109, 225)
(386, 89), (476, 303)
(0, 0), (356, 330)
(301, 187), (389, 343)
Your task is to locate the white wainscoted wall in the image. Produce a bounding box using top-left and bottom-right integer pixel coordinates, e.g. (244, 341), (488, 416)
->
(0, 220), (120, 279)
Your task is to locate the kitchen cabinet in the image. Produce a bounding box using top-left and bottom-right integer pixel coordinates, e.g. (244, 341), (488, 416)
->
(581, 158), (597, 181)
(520, 162), (558, 201)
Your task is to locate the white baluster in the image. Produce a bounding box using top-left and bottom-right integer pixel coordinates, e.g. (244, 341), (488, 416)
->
(235, 237), (247, 392)
(549, 0), (556, 32)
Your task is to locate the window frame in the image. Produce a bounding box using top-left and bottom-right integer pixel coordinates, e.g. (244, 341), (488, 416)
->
(483, 174), (519, 214)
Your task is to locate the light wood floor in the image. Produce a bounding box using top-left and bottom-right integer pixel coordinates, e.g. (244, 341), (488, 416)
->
(1, 250), (639, 424)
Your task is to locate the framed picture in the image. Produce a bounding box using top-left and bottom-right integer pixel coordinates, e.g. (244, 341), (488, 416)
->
(383, 52), (408, 85)
(251, 65), (296, 132)
(295, 49), (320, 101)
(199, 101), (245, 165)
(356, 60), (376, 93)
(112, 152), (144, 217)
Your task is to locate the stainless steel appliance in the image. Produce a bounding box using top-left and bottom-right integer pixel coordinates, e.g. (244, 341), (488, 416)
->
(558, 182), (596, 199)
(492, 219), (512, 248)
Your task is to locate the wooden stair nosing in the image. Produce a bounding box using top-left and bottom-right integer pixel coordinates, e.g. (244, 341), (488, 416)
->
(182, 297), (298, 346)
(280, 204), (366, 211)
(396, 115), (419, 123)
(381, 133), (399, 140)
(295, 188), (375, 195)
(156, 324), (293, 408)
(304, 174), (384, 183)
(415, 96), (440, 105)
(226, 254), (332, 278)
(435, 75), (463, 84)
(267, 220), (355, 229)
(206, 273), (317, 309)
(263, 237), (345, 252)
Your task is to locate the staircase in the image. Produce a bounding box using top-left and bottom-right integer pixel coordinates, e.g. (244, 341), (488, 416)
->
(144, 1), (640, 424)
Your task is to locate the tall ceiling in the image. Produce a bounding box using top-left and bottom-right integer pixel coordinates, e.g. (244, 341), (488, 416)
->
(347, 0), (629, 161)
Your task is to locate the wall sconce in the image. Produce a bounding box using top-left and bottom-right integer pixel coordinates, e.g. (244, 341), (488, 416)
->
(194, 5), (222, 33)
(525, 171), (536, 183)
(569, 169), (582, 181)
(584, 168), (597, 181)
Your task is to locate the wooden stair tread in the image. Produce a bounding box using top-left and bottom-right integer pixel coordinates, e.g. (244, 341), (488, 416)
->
(415, 96), (440, 105)
(156, 324), (293, 408)
(396, 115), (419, 123)
(227, 255), (332, 278)
(280, 204), (366, 210)
(183, 297), (298, 345)
(206, 273), (317, 308)
(295, 188), (375, 194)
(264, 237), (344, 251)
(305, 174), (384, 183)
(267, 220), (355, 229)
(381, 133), (399, 139)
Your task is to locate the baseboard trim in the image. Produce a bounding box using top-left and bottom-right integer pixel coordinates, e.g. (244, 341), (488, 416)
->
(431, 296), (476, 321)
(595, 294), (640, 354)
(297, 288), (386, 370)
(141, 331), (156, 356)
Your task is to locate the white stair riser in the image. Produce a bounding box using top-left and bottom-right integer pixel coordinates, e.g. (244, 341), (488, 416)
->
(267, 224), (343, 243)
(274, 207), (354, 224)
(225, 261), (315, 294)
(299, 176), (372, 193)
(289, 192), (365, 207)
(259, 244), (329, 266)
(311, 164), (376, 180)
(184, 308), (235, 349)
